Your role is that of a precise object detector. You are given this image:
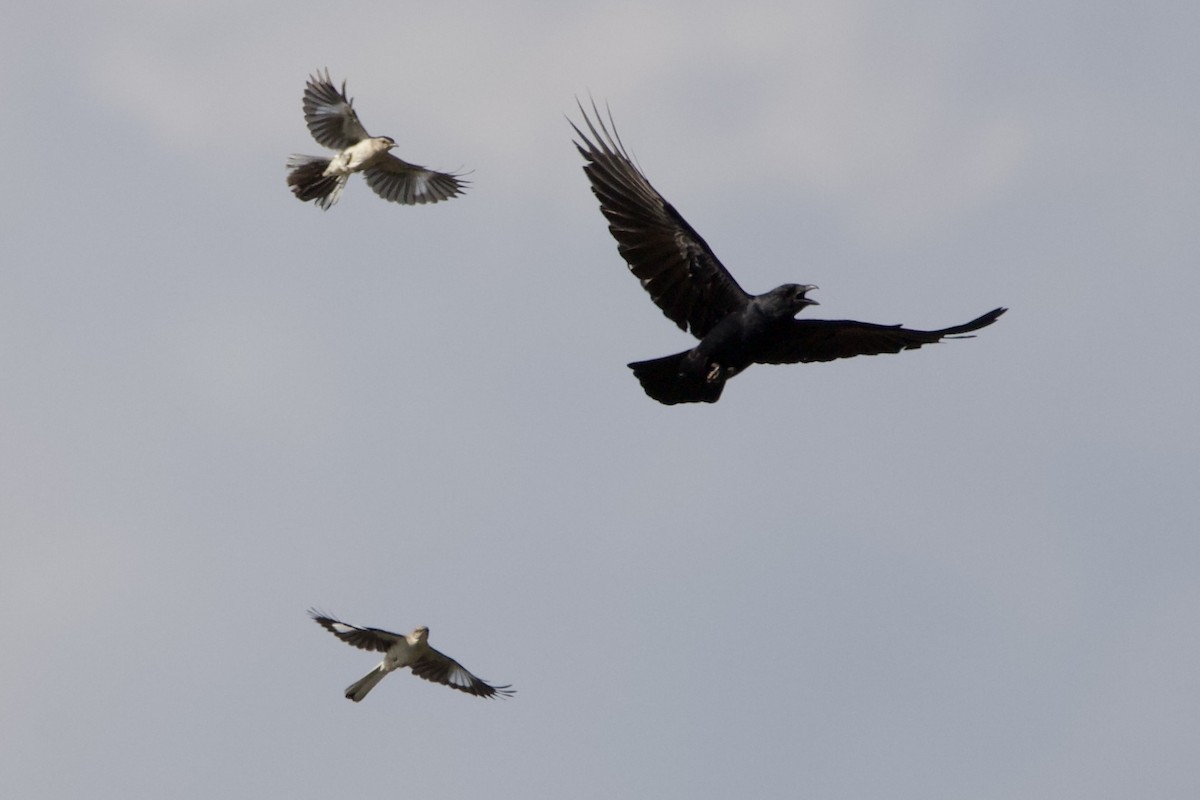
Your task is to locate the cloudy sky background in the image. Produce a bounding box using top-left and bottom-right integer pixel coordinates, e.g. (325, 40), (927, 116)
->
(3, 2), (1199, 798)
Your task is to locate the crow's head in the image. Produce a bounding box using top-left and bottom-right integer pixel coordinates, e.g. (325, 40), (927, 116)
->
(771, 283), (819, 315)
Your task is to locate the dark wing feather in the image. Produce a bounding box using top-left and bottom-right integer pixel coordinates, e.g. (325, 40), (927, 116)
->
(302, 69), (370, 150)
(308, 609), (401, 653)
(571, 101), (749, 338)
(756, 308), (1007, 364)
(409, 647), (515, 699)
(363, 155), (468, 205)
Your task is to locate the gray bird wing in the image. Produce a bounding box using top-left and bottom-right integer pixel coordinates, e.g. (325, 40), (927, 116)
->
(302, 69), (371, 150)
(572, 101), (750, 339)
(362, 154), (468, 205)
(409, 646), (515, 698)
(309, 609), (402, 653)
(754, 308), (1007, 364)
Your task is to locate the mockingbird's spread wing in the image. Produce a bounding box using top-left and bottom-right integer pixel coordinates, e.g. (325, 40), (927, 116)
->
(364, 156), (469, 205)
(756, 308), (1008, 364)
(571, 101), (750, 338)
(410, 649), (515, 698)
(302, 69), (371, 149)
(310, 612), (401, 652)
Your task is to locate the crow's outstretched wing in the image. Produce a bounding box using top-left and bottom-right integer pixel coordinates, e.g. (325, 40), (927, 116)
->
(302, 69), (371, 150)
(756, 308), (1007, 364)
(572, 102), (750, 339)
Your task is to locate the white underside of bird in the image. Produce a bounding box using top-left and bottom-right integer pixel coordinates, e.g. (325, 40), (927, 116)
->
(323, 137), (396, 176)
(334, 621), (428, 701)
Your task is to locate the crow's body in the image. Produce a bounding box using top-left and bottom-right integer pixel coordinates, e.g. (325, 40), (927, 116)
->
(630, 284), (819, 404)
(571, 103), (1005, 404)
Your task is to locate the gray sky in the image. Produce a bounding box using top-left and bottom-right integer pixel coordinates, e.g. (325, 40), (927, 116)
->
(3, 2), (1199, 798)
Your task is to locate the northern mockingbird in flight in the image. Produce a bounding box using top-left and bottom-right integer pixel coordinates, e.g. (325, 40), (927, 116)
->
(309, 610), (514, 702)
(571, 102), (1005, 404)
(286, 69), (467, 209)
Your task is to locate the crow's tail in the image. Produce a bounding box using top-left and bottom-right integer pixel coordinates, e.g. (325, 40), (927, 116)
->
(628, 351), (724, 405)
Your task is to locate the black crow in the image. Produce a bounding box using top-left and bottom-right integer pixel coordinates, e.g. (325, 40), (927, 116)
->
(571, 103), (1005, 405)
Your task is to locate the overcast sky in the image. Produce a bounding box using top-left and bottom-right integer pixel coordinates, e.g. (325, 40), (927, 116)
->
(3, 2), (1199, 798)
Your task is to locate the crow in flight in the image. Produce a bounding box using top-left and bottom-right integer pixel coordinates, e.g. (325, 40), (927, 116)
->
(286, 69), (467, 209)
(309, 610), (514, 701)
(571, 103), (1005, 405)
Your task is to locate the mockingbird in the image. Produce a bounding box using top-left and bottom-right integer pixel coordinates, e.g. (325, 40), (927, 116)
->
(571, 102), (1005, 404)
(286, 69), (467, 210)
(309, 610), (514, 702)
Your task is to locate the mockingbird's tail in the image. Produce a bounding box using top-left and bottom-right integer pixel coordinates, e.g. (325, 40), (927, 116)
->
(628, 351), (725, 405)
(286, 155), (349, 210)
(344, 666), (388, 702)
